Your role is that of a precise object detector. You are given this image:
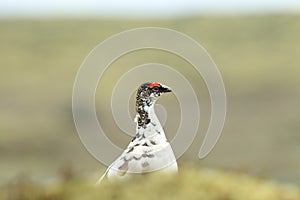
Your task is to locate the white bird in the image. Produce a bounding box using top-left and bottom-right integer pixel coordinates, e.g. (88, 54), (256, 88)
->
(97, 82), (178, 184)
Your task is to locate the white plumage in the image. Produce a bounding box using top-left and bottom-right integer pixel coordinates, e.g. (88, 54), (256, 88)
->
(97, 82), (177, 184)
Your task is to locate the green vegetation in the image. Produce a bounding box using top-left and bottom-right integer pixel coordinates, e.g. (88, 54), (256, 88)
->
(1, 167), (299, 200)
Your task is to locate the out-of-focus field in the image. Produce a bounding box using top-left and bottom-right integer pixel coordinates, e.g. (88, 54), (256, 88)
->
(1, 167), (300, 200)
(0, 15), (300, 196)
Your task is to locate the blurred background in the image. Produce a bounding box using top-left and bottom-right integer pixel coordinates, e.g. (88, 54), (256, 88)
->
(1, 0), (300, 199)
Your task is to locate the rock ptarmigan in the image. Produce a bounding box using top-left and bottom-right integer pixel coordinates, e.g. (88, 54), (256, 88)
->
(97, 82), (178, 184)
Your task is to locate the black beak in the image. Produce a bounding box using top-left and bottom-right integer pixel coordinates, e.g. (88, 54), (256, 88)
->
(161, 86), (172, 93)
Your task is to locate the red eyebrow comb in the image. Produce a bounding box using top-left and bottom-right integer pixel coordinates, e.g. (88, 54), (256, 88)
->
(149, 82), (161, 89)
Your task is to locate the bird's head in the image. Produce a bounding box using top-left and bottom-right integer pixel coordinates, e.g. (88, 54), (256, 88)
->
(136, 82), (172, 105)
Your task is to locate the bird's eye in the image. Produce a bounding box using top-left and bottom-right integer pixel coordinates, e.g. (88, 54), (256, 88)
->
(152, 86), (159, 92)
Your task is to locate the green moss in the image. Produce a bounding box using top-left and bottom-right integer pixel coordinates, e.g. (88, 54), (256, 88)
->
(1, 167), (299, 200)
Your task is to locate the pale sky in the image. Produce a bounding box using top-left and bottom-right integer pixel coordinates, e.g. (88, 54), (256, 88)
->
(0, 0), (299, 18)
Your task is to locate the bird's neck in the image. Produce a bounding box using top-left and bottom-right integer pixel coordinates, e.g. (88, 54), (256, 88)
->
(135, 100), (166, 140)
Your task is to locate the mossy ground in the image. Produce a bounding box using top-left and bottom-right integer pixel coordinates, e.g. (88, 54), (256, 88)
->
(1, 167), (299, 200)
